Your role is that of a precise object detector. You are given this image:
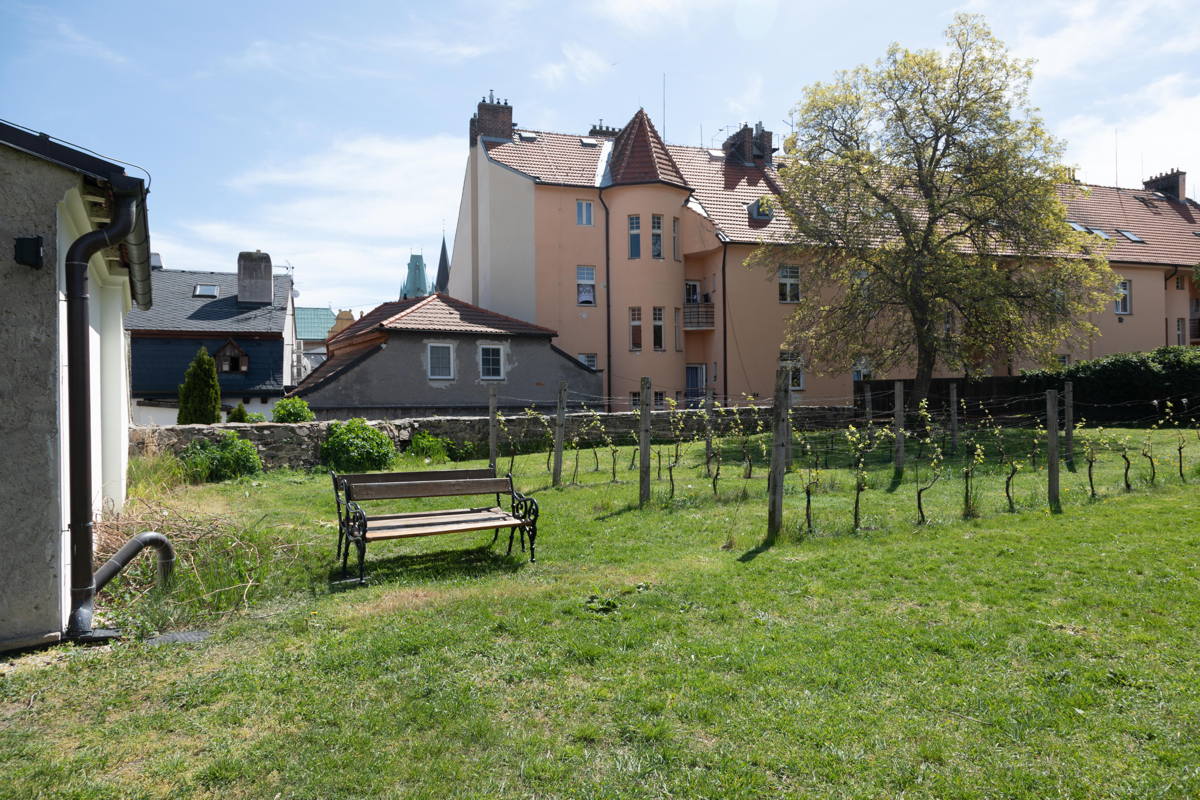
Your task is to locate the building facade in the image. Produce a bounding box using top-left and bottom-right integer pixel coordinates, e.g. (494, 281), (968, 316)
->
(451, 97), (1200, 409)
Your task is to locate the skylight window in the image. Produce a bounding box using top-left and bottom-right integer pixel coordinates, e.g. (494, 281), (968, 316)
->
(193, 284), (219, 298)
(1116, 229), (1145, 243)
(1067, 221), (1088, 233)
(748, 197), (774, 221)
(517, 132), (537, 142)
(707, 149), (725, 159)
(580, 137), (599, 147)
(1088, 227), (1110, 239)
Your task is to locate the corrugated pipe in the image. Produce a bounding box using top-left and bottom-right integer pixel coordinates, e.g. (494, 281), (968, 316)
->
(64, 176), (166, 639)
(93, 532), (175, 595)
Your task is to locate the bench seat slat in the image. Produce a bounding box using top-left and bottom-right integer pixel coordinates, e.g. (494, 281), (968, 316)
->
(364, 509), (524, 541)
(351, 477), (512, 501)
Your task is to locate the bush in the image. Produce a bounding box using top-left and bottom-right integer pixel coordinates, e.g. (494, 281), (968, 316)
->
(181, 431), (263, 482)
(408, 430), (450, 463)
(322, 418), (395, 472)
(226, 402), (249, 423)
(272, 397), (316, 423)
(245, 412), (266, 423)
(447, 439), (477, 462)
(177, 347), (222, 424)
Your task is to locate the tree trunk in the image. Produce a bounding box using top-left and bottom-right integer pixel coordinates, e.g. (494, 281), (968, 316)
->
(912, 342), (937, 408)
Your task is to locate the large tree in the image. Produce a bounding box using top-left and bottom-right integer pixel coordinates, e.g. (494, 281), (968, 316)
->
(759, 14), (1115, 404)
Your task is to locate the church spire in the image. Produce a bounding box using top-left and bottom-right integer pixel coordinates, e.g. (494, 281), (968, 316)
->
(435, 236), (450, 293)
(401, 252), (429, 299)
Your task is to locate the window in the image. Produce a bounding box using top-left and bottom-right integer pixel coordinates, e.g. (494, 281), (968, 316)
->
(748, 197), (773, 220)
(672, 217), (680, 261)
(1115, 280), (1131, 314)
(576, 266), (596, 306)
(628, 215), (641, 259)
(215, 341), (248, 373)
(651, 214), (663, 259)
(673, 307), (682, 351)
(851, 358), (871, 382)
(1088, 227), (1111, 239)
(780, 350), (805, 391)
(1178, 318), (1186, 346)
(577, 353), (597, 369)
(778, 265), (801, 303)
(629, 306), (642, 350)
(653, 391), (665, 409)
(630, 391), (641, 408)
(684, 281), (700, 304)
(193, 284), (219, 298)
(1117, 229), (1145, 243)
(479, 345), (504, 380)
(1176, 275), (1185, 290)
(1057, 354), (1071, 368)
(652, 306), (664, 350)
(427, 343), (454, 379)
(576, 200), (593, 226)
(1066, 221), (1088, 233)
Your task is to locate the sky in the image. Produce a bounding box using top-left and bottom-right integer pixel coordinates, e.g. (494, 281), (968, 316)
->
(2, 0), (1197, 312)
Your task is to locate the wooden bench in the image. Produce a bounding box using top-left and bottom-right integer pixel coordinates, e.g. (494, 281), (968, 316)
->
(330, 468), (539, 582)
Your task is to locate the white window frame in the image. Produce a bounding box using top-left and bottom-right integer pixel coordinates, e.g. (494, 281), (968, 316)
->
(1177, 318), (1186, 346)
(478, 344), (504, 380)
(577, 353), (597, 369)
(427, 342), (455, 380)
(653, 390), (665, 409)
(629, 391), (641, 408)
(576, 199), (593, 226)
(193, 283), (220, 298)
(628, 215), (641, 259)
(779, 265), (801, 303)
(576, 265), (596, 306)
(652, 306), (665, 351)
(1115, 280), (1132, 314)
(651, 214), (663, 259)
(781, 350), (805, 391)
(629, 306), (642, 351)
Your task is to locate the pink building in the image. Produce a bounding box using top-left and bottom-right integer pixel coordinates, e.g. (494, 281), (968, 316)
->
(451, 95), (1200, 409)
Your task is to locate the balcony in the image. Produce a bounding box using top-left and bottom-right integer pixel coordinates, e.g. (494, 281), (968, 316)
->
(683, 302), (715, 330)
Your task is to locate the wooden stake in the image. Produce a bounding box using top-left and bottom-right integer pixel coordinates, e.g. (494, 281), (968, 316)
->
(893, 380), (905, 477)
(1063, 380), (1074, 471)
(551, 380), (566, 488)
(1046, 389), (1061, 513)
(704, 388), (714, 477)
(488, 386), (498, 474)
(949, 382), (959, 456)
(639, 378), (652, 507)
(864, 385), (873, 423)
(767, 367), (789, 542)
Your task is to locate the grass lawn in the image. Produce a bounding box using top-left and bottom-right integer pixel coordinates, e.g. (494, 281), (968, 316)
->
(2, 429), (1199, 798)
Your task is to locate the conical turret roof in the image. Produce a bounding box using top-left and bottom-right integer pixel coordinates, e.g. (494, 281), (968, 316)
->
(607, 109), (688, 189)
(434, 236), (450, 293)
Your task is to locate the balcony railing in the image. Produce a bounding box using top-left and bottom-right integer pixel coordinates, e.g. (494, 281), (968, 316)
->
(683, 302), (715, 330)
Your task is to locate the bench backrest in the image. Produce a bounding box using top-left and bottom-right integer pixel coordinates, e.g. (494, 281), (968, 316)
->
(348, 476), (513, 502)
(339, 468), (493, 488)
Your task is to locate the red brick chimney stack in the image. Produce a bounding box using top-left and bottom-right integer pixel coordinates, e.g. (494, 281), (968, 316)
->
(469, 91), (513, 146)
(722, 122), (776, 166)
(1143, 169), (1187, 202)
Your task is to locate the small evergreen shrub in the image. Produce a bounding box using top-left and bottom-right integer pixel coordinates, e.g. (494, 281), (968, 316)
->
(322, 418), (395, 472)
(181, 431), (262, 483)
(177, 347), (222, 424)
(226, 402), (249, 423)
(272, 397), (316, 423)
(408, 430), (451, 463)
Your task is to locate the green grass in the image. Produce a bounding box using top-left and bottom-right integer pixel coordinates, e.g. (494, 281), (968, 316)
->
(2, 429), (1199, 798)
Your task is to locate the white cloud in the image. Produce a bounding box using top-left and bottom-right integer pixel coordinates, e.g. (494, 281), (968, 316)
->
(592, 0), (777, 37)
(155, 134), (465, 310)
(1057, 73), (1200, 188)
(49, 21), (128, 65)
(535, 43), (612, 89)
(726, 75), (764, 119)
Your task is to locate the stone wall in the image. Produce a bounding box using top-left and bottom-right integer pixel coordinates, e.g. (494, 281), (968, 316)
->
(129, 405), (853, 470)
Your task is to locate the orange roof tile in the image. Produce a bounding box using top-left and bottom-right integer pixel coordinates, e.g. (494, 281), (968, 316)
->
(1060, 185), (1200, 267)
(329, 294), (557, 352)
(484, 130), (605, 186)
(608, 109), (687, 188)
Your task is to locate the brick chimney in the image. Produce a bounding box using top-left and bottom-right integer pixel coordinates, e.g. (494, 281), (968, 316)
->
(1143, 169), (1186, 202)
(722, 122), (775, 165)
(469, 91), (513, 146)
(752, 122), (775, 166)
(588, 120), (620, 138)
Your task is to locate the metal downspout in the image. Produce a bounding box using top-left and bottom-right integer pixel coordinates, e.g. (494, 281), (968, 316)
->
(599, 187), (612, 412)
(720, 242), (729, 404)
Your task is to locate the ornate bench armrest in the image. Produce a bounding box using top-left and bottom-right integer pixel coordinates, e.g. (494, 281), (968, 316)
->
(511, 491), (539, 526)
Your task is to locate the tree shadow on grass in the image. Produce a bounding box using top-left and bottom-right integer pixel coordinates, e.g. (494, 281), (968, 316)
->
(328, 539), (524, 591)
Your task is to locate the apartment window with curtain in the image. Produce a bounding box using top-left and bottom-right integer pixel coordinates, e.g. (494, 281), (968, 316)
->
(673, 307), (682, 351)
(576, 265), (596, 306)
(576, 199), (593, 226)
(629, 306), (642, 350)
(651, 214), (663, 259)
(630, 391), (641, 408)
(652, 306), (664, 350)
(779, 265), (801, 303)
(628, 215), (641, 259)
(672, 217), (680, 261)
(1115, 280), (1131, 314)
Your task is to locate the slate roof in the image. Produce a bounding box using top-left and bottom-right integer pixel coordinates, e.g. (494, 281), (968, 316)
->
(329, 293), (556, 347)
(125, 269), (292, 334)
(295, 307), (336, 341)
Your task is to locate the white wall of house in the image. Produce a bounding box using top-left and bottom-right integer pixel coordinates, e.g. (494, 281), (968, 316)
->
(131, 395), (283, 427)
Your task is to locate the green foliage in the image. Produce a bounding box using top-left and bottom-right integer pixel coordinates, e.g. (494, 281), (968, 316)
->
(759, 14), (1115, 403)
(245, 412), (266, 423)
(226, 402), (249, 423)
(272, 396), (316, 423)
(321, 418), (395, 472)
(126, 453), (187, 498)
(1020, 347), (1200, 423)
(180, 431), (262, 482)
(177, 347), (222, 424)
(408, 429), (450, 463)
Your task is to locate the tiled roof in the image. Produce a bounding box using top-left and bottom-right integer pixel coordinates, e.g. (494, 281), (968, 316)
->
(608, 109), (687, 188)
(1060, 186), (1200, 267)
(125, 269), (292, 334)
(485, 130), (606, 186)
(294, 307), (336, 341)
(329, 293), (556, 349)
(668, 145), (793, 244)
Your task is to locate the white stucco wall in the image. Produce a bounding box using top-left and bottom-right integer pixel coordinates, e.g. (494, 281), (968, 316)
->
(131, 395), (282, 427)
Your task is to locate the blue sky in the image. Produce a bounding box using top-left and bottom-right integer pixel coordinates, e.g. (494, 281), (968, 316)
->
(2, 0), (1197, 311)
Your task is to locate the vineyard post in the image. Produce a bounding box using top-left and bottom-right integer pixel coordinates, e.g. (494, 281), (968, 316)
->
(704, 389), (714, 476)
(639, 377), (652, 507)
(893, 381), (905, 479)
(551, 381), (567, 488)
(1064, 381), (1075, 471)
(784, 382), (794, 470)
(767, 367), (789, 542)
(488, 386), (498, 473)
(1046, 389), (1061, 513)
(949, 383), (959, 455)
(864, 385), (873, 423)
